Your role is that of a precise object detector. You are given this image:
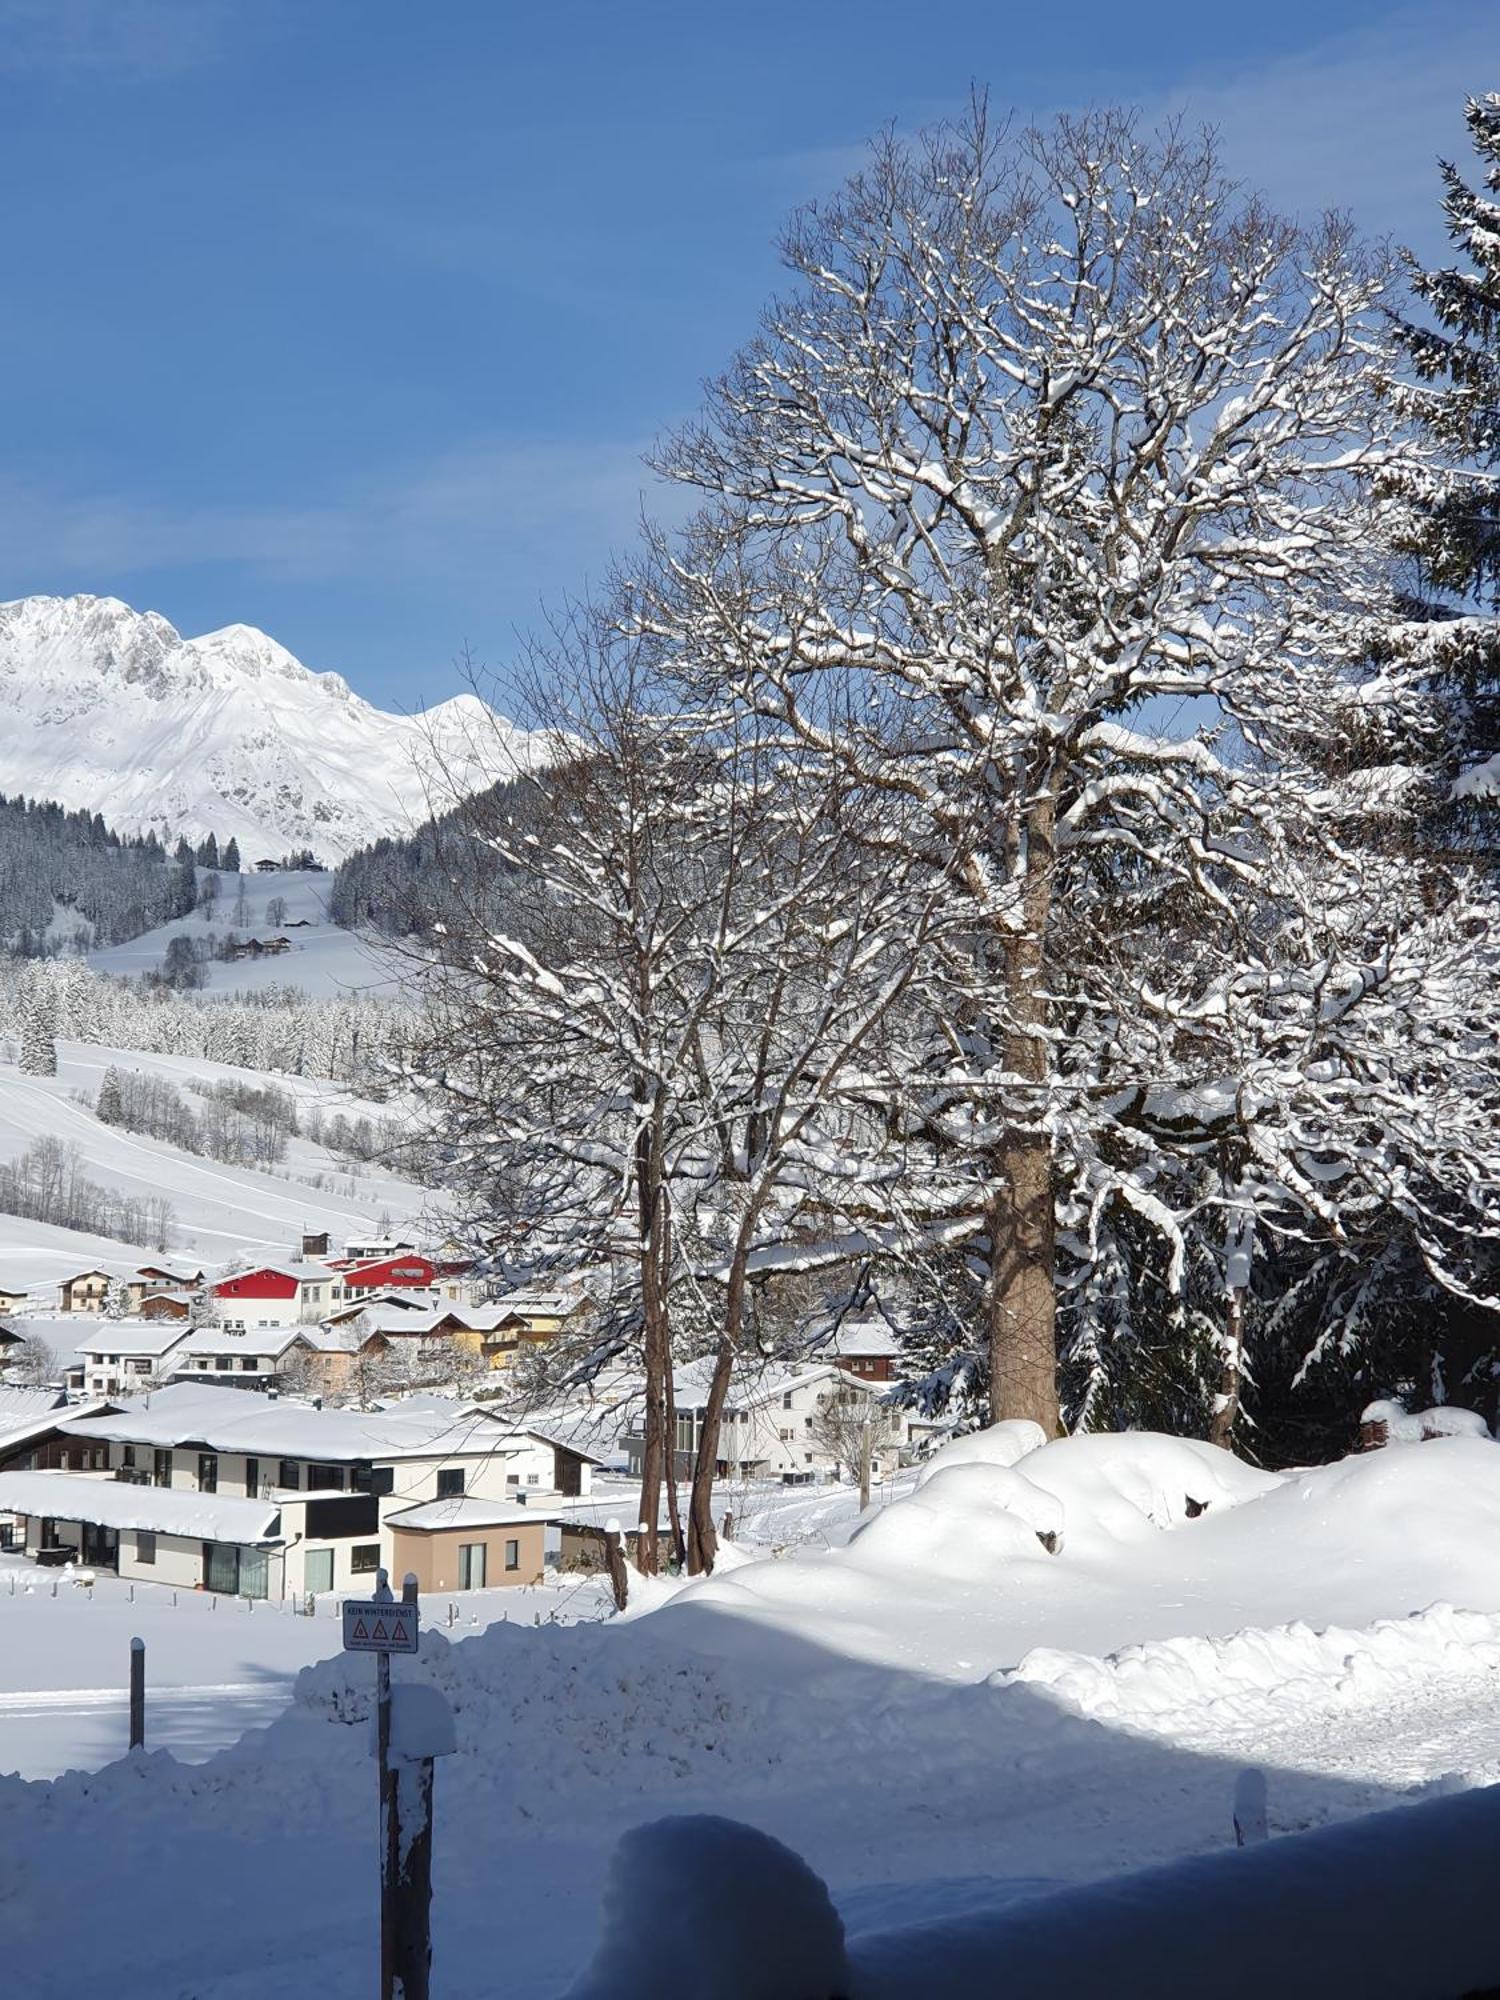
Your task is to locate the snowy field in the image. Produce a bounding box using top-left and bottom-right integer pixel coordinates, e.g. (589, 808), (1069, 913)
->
(0, 1552), (613, 1779)
(4, 1427), (1499, 1996)
(87, 868), (407, 1000)
(0, 1034), (428, 1291)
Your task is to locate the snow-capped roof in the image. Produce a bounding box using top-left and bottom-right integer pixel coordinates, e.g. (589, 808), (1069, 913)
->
(0, 1469), (282, 1543)
(58, 1381), (528, 1465)
(386, 1495), (558, 1532)
(669, 1357), (864, 1411)
(170, 1325), (307, 1359)
(74, 1321), (193, 1359)
(823, 1320), (903, 1360)
(214, 1261), (335, 1288)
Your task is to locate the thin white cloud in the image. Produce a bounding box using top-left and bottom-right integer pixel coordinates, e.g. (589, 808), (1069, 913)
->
(0, 435), (673, 594)
(1133, 4), (1490, 252)
(0, 0), (246, 76)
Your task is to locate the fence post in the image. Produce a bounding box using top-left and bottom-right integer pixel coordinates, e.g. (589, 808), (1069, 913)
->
(129, 1637), (145, 1751)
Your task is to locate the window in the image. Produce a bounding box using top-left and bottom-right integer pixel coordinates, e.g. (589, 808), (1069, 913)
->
(198, 1453), (218, 1494)
(457, 1542), (486, 1589)
(244, 1458), (260, 1497)
(782, 1392), (794, 1409)
(351, 1465), (394, 1496)
(153, 1449), (172, 1488)
(215, 1357), (231, 1371)
(350, 1544), (381, 1573)
(136, 1531), (156, 1565)
(504, 1539), (520, 1572)
(306, 1463), (345, 1491)
(122, 1446), (136, 1469)
(436, 1468), (465, 1498)
(278, 1460), (301, 1490)
(241, 1358), (257, 1372)
(130, 1358), (150, 1374)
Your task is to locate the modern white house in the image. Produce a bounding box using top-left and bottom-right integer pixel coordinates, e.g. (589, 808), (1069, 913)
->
(166, 1323), (312, 1386)
(74, 1321), (192, 1396)
(624, 1359), (913, 1485)
(0, 1382), (601, 1599)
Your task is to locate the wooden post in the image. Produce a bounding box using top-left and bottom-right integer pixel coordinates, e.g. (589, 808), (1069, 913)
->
(603, 1521), (628, 1614)
(129, 1636), (144, 1751)
(391, 1757), (436, 2000)
(859, 1415), (873, 1514)
(375, 1569), (397, 2000)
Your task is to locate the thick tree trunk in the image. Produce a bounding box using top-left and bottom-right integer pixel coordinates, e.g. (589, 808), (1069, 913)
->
(988, 798), (1061, 1434)
(686, 1331), (735, 1575)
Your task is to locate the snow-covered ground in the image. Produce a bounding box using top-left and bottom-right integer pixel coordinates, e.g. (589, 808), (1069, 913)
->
(87, 868), (405, 999)
(0, 1034), (428, 1293)
(0, 1552), (613, 1779)
(5, 1427), (1499, 1996)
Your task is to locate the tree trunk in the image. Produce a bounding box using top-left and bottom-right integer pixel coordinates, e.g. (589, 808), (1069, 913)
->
(634, 1122), (669, 1575)
(686, 1331), (735, 1575)
(988, 797), (1061, 1434)
(858, 1417), (872, 1513)
(1210, 1286), (1245, 1451)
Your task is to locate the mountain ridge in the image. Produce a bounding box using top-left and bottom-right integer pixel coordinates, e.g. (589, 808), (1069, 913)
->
(0, 593), (535, 862)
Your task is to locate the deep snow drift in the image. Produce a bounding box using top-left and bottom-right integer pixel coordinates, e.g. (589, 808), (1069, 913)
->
(5, 1426), (1500, 1996)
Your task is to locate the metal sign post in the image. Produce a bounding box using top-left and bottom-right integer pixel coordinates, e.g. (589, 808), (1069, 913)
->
(343, 1569), (421, 2000)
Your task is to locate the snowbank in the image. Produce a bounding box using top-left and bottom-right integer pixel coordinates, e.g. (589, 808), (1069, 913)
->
(849, 1780), (1500, 1998)
(1006, 1600), (1500, 1732)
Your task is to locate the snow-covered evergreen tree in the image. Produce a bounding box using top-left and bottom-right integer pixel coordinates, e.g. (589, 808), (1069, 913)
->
(18, 988), (57, 1077)
(1381, 93), (1500, 860)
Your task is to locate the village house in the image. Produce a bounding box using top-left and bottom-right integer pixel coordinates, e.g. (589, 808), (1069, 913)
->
(0, 1283), (34, 1317)
(166, 1323), (313, 1387)
(212, 1262), (336, 1328)
(138, 1292), (194, 1322)
(121, 1263), (205, 1312)
(327, 1253), (440, 1302)
(821, 1320), (905, 1383)
(624, 1359), (913, 1486)
(75, 1320), (191, 1396)
(0, 1390), (113, 1497)
(57, 1268), (114, 1314)
(0, 1382), (600, 1599)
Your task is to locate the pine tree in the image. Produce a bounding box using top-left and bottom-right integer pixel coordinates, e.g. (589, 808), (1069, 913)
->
(18, 994), (56, 1077)
(197, 832), (219, 870)
(222, 836), (241, 873)
(1387, 92), (1500, 857)
(96, 1066), (124, 1124)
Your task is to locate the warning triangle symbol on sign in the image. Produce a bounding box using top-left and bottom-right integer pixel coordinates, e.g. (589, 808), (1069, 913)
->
(352, 1619), (369, 1640)
(372, 1619), (388, 1642)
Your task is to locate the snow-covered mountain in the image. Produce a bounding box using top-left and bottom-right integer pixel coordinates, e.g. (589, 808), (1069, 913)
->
(0, 594), (541, 861)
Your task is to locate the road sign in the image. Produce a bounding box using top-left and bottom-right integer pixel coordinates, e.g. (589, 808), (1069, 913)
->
(343, 1598), (420, 1653)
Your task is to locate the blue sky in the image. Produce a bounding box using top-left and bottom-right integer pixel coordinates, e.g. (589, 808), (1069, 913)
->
(0, 0), (1492, 711)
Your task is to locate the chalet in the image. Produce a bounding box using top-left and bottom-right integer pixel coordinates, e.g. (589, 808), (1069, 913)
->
(58, 1269), (114, 1314)
(212, 1262), (335, 1328)
(0, 1284), (34, 1317)
(253, 858), (279, 872)
(322, 1290), (432, 1328)
(821, 1320), (904, 1383)
(75, 1321), (191, 1396)
(122, 1263), (205, 1312)
(487, 1287), (593, 1345)
(139, 1292), (194, 1322)
(0, 1383), (596, 1598)
(623, 1360), (912, 1485)
(225, 935), (292, 960)
(301, 1231), (332, 1260)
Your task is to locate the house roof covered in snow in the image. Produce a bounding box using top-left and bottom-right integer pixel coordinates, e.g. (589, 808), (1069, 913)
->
(170, 1325), (307, 1359)
(0, 1469), (282, 1543)
(386, 1495), (560, 1532)
(57, 1381), (550, 1466)
(74, 1321), (193, 1359)
(822, 1320), (903, 1360)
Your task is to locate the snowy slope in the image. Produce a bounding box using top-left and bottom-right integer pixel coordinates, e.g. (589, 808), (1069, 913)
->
(0, 594), (542, 862)
(0, 1038), (428, 1287)
(86, 868), (405, 999)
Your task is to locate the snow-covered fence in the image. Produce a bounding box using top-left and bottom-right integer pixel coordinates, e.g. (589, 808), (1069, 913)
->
(1359, 1399), (1493, 1451)
(568, 1786), (1500, 1998)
